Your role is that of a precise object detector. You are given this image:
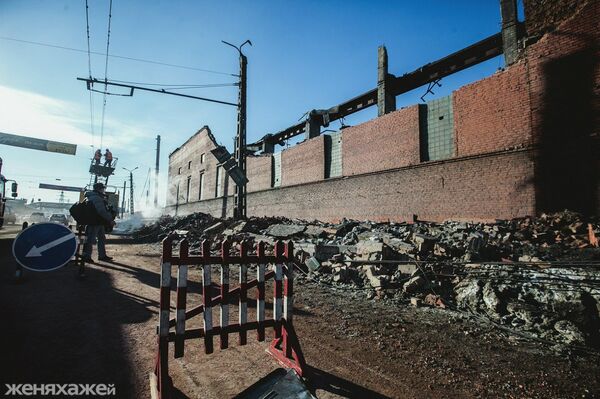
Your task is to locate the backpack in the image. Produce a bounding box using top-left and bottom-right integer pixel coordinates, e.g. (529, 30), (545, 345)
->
(69, 200), (101, 225)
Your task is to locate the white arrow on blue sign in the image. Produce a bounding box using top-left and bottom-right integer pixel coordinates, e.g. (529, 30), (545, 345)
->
(12, 223), (78, 272)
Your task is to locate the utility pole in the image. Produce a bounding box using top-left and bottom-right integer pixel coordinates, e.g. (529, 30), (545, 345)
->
(154, 134), (160, 207)
(146, 168), (151, 206)
(121, 180), (126, 218)
(123, 166), (138, 215)
(223, 39), (251, 220)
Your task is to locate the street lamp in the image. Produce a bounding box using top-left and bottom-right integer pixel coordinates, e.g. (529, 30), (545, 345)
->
(122, 166), (138, 215)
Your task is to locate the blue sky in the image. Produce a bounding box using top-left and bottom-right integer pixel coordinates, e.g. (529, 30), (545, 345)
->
(0, 0), (521, 206)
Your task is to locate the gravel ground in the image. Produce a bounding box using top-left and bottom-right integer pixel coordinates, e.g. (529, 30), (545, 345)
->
(0, 236), (598, 398)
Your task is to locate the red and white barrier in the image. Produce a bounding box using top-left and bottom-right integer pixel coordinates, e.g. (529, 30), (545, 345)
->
(152, 235), (306, 399)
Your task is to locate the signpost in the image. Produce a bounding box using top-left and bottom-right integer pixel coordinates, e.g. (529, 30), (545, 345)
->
(0, 132), (77, 155)
(39, 183), (83, 193)
(12, 223), (77, 272)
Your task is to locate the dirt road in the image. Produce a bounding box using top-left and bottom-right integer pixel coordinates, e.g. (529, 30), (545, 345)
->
(0, 234), (598, 398)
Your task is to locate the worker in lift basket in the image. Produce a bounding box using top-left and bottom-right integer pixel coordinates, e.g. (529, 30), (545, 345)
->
(82, 182), (116, 262)
(94, 149), (102, 165)
(103, 148), (113, 167)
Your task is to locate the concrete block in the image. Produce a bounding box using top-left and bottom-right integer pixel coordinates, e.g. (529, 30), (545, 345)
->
(265, 223), (306, 238)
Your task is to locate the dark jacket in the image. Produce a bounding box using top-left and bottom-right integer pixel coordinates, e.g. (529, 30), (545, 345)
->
(84, 190), (113, 224)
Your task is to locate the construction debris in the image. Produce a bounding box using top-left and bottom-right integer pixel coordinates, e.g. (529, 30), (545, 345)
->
(131, 210), (600, 347)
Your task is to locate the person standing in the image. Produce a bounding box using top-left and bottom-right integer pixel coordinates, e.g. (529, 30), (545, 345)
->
(82, 182), (116, 262)
(103, 149), (113, 167)
(94, 149), (102, 165)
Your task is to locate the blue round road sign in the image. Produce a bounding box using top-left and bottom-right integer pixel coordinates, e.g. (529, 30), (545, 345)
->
(12, 223), (77, 272)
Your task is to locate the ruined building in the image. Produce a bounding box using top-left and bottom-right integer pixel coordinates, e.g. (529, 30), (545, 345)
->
(167, 0), (599, 222)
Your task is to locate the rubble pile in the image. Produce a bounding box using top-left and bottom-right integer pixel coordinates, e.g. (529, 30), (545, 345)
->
(455, 264), (600, 347)
(132, 210), (599, 347)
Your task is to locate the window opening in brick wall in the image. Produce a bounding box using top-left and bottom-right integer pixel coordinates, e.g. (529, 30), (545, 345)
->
(216, 166), (223, 197)
(198, 172), (204, 200)
(188, 161), (192, 169)
(178, 167), (181, 175)
(200, 153), (205, 163)
(186, 176), (191, 203)
(420, 94), (455, 162)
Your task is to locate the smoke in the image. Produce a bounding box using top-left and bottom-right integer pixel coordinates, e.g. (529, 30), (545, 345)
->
(112, 205), (163, 235)
(112, 165), (166, 235)
(112, 214), (145, 235)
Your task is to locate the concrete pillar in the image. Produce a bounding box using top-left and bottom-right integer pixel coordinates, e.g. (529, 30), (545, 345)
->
(377, 46), (396, 117)
(500, 0), (519, 66)
(262, 140), (275, 154)
(305, 115), (320, 140)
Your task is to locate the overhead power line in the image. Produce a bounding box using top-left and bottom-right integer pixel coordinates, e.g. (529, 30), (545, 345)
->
(109, 78), (238, 88)
(78, 77), (238, 107)
(0, 36), (236, 76)
(84, 0), (95, 148)
(99, 0), (114, 149)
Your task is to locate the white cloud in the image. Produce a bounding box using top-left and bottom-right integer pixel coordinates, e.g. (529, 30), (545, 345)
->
(0, 85), (147, 152)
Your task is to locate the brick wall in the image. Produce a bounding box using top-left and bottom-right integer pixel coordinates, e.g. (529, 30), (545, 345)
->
(454, 63), (533, 157)
(168, 149), (536, 223)
(247, 154), (272, 192)
(342, 106), (420, 176)
(280, 135), (325, 186)
(524, 0), (588, 37)
(167, 127), (220, 206)
(523, 0), (600, 215)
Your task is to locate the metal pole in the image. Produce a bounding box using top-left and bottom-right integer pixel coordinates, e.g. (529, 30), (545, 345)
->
(123, 166), (138, 215)
(121, 180), (126, 218)
(146, 168), (150, 206)
(154, 134), (160, 207)
(129, 171), (134, 215)
(233, 50), (248, 219)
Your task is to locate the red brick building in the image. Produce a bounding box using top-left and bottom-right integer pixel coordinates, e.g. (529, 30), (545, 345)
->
(167, 0), (599, 222)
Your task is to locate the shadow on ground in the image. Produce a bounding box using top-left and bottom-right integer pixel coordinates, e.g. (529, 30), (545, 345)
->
(0, 239), (154, 397)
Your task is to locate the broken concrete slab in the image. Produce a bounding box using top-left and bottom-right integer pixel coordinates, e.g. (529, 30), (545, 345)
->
(294, 242), (316, 255)
(356, 241), (399, 261)
(314, 244), (356, 261)
(384, 237), (414, 254)
(363, 265), (384, 289)
(265, 224), (306, 238)
(203, 222), (224, 235)
(333, 220), (359, 237)
(403, 275), (426, 294)
(304, 225), (327, 238)
(412, 234), (437, 253)
(397, 264), (418, 275)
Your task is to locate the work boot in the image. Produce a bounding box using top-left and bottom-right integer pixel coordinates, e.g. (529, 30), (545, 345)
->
(81, 256), (94, 263)
(98, 256), (114, 262)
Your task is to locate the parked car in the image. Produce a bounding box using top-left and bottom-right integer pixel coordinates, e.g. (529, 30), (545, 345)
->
(49, 213), (69, 226)
(28, 212), (47, 224)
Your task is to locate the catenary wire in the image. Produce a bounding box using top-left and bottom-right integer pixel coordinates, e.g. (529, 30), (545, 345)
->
(99, 0), (114, 149)
(84, 0), (95, 149)
(0, 36), (236, 76)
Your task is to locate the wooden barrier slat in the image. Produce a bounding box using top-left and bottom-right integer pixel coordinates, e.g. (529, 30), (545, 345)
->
(202, 264), (213, 354)
(220, 264), (230, 349)
(239, 263), (248, 345)
(167, 319), (276, 342)
(168, 271), (275, 327)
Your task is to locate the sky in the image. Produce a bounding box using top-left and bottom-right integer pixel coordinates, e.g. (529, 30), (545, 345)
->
(0, 0), (523, 208)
